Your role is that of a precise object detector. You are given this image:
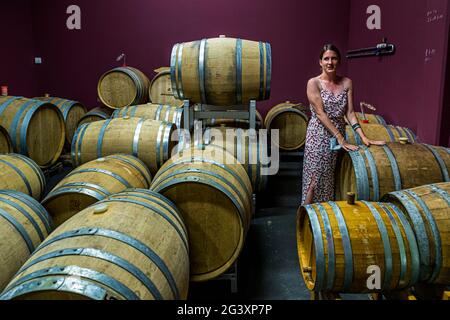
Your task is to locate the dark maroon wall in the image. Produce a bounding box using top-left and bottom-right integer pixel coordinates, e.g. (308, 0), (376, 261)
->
(30, 0), (351, 115)
(347, 0), (450, 145)
(0, 0), (38, 97)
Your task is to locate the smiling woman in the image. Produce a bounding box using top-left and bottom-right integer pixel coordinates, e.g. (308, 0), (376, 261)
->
(301, 44), (385, 205)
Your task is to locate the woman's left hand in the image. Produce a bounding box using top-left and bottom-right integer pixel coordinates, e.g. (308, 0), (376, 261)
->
(361, 136), (386, 147)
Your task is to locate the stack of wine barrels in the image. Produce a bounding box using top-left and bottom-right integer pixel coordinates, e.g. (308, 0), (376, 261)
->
(150, 145), (253, 281)
(0, 189), (189, 300)
(265, 102), (309, 151)
(0, 96), (65, 168)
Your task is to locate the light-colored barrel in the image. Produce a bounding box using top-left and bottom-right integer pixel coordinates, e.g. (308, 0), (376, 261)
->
(42, 155), (152, 227)
(77, 106), (113, 127)
(264, 102), (309, 150)
(0, 154), (46, 200)
(71, 118), (176, 175)
(346, 123), (417, 145)
(355, 112), (387, 125)
(98, 67), (150, 109)
(0, 96), (66, 168)
(171, 37), (272, 106)
(111, 103), (184, 129)
(35, 97), (87, 145)
(335, 143), (450, 201)
(149, 67), (184, 107)
(382, 183), (450, 285)
(203, 109), (265, 129)
(150, 146), (253, 281)
(0, 125), (13, 153)
(203, 127), (267, 193)
(0, 190), (53, 291)
(0, 189), (189, 300)
(297, 201), (420, 293)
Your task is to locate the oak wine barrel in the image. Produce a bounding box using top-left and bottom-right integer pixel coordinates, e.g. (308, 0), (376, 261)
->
(77, 106), (113, 127)
(297, 201), (420, 292)
(335, 143), (450, 201)
(0, 190), (53, 291)
(0, 153), (46, 200)
(171, 37), (272, 106)
(42, 155), (152, 227)
(71, 118), (176, 175)
(346, 123), (417, 145)
(382, 182), (450, 285)
(98, 67), (150, 109)
(112, 104), (184, 130)
(264, 102), (309, 150)
(0, 96), (65, 168)
(0, 189), (189, 300)
(35, 96), (87, 145)
(150, 146), (253, 281)
(203, 126), (268, 193)
(149, 67), (184, 107)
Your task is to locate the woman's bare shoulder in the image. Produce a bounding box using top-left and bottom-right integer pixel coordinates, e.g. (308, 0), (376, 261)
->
(307, 76), (321, 87)
(341, 76), (353, 87)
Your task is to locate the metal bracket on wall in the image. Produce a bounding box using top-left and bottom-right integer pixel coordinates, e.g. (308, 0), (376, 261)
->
(347, 38), (396, 59)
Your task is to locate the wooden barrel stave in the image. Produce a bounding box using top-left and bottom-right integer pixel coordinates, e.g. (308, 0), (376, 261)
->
(0, 190), (189, 300)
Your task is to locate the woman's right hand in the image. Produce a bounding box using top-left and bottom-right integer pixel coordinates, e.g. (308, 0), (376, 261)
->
(338, 137), (359, 152)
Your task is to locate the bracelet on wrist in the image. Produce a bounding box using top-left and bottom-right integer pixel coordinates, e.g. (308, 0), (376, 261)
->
(351, 123), (362, 131)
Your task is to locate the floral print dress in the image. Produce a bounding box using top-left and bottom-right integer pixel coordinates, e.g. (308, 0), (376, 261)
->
(301, 79), (348, 204)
